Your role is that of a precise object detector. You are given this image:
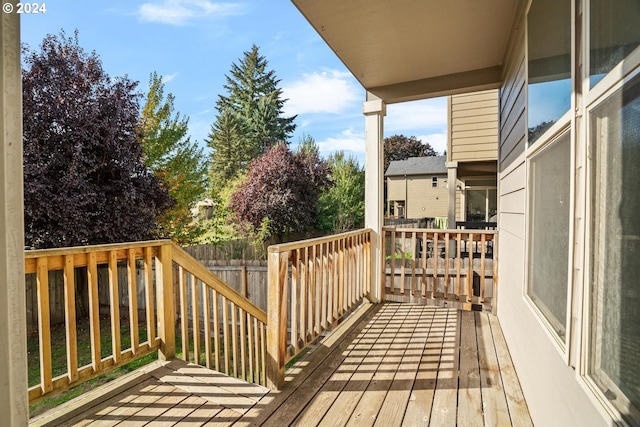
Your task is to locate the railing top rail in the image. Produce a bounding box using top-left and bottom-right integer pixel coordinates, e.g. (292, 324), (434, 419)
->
(268, 228), (372, 253)
(382, 227), (498, 235)
(171, 243), (268, 324)
(24, 239), (171, 258)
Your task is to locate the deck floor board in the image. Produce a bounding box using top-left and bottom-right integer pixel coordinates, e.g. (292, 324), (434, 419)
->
(32, 303), (533, 427)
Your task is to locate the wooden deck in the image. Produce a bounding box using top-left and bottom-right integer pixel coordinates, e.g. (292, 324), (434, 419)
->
(31, 303), (533, 427)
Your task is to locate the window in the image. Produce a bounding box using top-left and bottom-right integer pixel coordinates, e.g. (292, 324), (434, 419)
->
(588, 73), (640, 424)
(431, 176), (438, 188)
(527, 130), (571, 344)
(527, 0), (571, 145)
(590, 0), (640, 88)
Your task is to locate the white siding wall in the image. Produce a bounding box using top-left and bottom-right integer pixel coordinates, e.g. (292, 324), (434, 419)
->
(496, 6), (608, 426)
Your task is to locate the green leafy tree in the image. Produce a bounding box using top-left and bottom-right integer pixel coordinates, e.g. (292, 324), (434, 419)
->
(22, 31), (172, 249)
(138, 72), (207, 244)
(208, 44), (296, 188)
(317, 152), (365, 232)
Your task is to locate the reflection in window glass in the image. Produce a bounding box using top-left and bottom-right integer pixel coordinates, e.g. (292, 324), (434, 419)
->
(590, 0), (640, 88)
(589, 74), (640, 425)
(527, 131), (571, 343)
(527, 0), (571, 145)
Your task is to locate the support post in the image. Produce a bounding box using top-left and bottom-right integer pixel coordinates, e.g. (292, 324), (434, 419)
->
(363, 94), (386, 303)
(157, 243), (175, 360)
(447, 161), (458, 229)
(0, 6), (28, 424)
(266, 249), (288, 389)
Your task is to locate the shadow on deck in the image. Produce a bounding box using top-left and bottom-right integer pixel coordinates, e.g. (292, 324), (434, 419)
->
(31, 303), (532, 427)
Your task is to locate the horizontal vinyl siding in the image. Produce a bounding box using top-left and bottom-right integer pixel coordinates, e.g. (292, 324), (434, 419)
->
(450, 89), (499, 162)
(496, 6), (608, 427)
(406, 175), (448, 218)
(387, 177), (406, 201)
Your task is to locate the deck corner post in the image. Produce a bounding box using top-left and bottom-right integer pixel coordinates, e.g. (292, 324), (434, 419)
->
(157, 242), (176, 360)
(363, 93), (386, 304)
(266, 248), (288, 389)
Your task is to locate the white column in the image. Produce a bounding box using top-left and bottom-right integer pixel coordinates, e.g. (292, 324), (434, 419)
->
(363, 96), (386, 303)
(0, 7), (28, 425)
(447, 161), (458, 228)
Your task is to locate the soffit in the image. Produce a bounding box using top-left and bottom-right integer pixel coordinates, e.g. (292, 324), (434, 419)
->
(292, 0), (520, 103)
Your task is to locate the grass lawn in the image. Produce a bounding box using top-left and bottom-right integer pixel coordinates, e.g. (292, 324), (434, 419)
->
(27, 314), (158, 418)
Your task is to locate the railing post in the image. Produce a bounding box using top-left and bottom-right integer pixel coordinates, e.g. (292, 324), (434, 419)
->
(157, 243), (175, 360)
(267, 248), (288, 389)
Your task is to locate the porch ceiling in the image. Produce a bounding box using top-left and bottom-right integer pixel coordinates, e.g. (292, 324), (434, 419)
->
(292, 0), (520, 103)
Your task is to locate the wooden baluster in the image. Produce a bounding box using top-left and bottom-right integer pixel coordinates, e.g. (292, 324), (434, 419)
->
(421, 231), (428, 298)
(433, 232), (439, 298)
(63, 255), (78, 382)
(321, 242), (328, 330)
(410, 232), (417, 296)
(240, 308), (247, 380)
(315, 244), (322, 336)
(127, 249), (139, 355)
(300, 247), (307, 346)
(87, 252), (101, 372)
(291, 250), (299, 352)
(36, 257), (53, 393)
(143, 247), (155, 345)
(327, 240), (335, 325)
(480, 233), (486, 304)
(248, 313), (255, 383)
(338, 238), (345, 314)
(260, 322), (267, 386)
(222, 296), (230, 374)
(192, 277), (200, 365)
(400, 231), (406, 295)
(179, 267), (189, 362)
(203, 284), (212, 369)
(212, 289), (220, 371)
(232, 304), (239, 377)
(492, 234), (499, 315)
(309, 245), (316, 338)
(467, 233), (474, 302)
(389, 229), (395, 295)
(456, 232), (462, 300)
(108, 251), (121, 363)
(444, 232), (450, 300)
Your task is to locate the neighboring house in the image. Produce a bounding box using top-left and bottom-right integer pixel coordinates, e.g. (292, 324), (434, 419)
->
(386, 89), (499, 227)
(385, 155), (456, 221)
(291, 1), (640, 426)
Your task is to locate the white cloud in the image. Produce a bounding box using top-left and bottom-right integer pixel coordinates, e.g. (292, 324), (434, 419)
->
(162, 73), (178, 83)
(316, 129), (365, 155)
(138, 0), (246, 25)
(282, 70), (360, 116)
(415, 133), (447, 155)
(385, 98), (447, 133)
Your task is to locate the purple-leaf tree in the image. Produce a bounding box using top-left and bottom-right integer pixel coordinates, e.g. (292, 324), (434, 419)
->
(229, 143), (330, 243)
(22, 31), (172, 249)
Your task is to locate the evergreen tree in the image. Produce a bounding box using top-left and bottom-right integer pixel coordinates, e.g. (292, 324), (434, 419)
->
(208, 44), (296, 188)
(138, 72), (207, 244)
(206, 107), (249, 190)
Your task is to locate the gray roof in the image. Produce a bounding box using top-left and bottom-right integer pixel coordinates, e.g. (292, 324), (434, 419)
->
(385, 156), (447, 176)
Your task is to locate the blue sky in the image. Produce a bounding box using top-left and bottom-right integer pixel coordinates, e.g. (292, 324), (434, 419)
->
(20, 0), (447, 164)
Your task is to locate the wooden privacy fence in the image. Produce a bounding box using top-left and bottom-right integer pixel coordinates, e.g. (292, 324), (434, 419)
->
(266, 229), (372, 389)
(382, 227), (498, 312)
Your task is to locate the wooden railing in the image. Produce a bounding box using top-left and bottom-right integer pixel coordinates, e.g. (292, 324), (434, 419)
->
(266, 229), (372, 389)
(382, 227), (498, 312)
(24, 241), (173, 404)
(24, 240), (268, 403)
(172, 244), (268, 386)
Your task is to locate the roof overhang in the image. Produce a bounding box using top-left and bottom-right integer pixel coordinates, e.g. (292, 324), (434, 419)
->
(292, 0), (520, 103)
